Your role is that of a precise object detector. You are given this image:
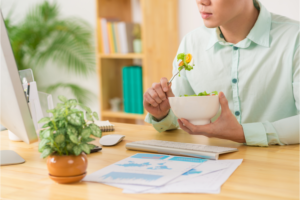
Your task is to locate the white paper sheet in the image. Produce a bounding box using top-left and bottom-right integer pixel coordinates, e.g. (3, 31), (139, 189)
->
(122, 159), (243, 194)
(83, 153), (206, 187)
(104, 159), (231, 193)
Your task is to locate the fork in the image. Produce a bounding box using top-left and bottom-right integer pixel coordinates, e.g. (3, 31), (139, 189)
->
(168, 71), (180, 85)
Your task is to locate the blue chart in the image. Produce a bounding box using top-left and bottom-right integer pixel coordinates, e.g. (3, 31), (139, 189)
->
(169, 156), (207, 163)
(131, 153), (170, 160)
(102, 172), (162, 182)
(116, 161), (151, 167)
(147, 162), (171, 170)
(182, 169), (202, 176)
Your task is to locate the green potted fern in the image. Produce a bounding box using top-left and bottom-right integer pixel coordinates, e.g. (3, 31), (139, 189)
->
(38, 95), (102, 184)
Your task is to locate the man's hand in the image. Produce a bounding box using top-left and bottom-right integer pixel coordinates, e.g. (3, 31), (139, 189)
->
(143, 77), (175, 120)
(178, 92), (246, 143)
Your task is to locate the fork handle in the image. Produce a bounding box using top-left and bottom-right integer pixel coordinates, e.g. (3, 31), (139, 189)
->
(168, 71), (180, 84)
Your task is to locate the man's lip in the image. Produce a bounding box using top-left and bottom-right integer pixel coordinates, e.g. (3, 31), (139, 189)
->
(200, 12), (212, 19)
(200, 12), (212, 14)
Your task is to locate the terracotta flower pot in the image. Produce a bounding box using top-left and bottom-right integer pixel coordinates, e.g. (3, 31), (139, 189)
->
(47, 153), (88, 184)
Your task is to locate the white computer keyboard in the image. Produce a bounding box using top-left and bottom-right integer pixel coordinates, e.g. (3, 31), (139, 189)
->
(132, 140), (237, 153)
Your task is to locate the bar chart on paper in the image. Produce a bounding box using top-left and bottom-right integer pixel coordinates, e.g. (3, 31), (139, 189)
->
(102, 172), (163, 182)
(83, 153), (202, 186)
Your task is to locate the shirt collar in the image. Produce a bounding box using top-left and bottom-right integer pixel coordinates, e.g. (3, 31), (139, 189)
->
(206, 0), (271, 50)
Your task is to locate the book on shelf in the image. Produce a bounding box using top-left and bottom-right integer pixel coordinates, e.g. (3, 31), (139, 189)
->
(122, 66), (144, 114)
(99, 18), (110, 54)
(98, 18), (137, 54)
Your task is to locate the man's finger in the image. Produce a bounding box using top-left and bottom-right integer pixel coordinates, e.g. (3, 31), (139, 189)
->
(178, 119), (192, 134)
(180, 118), (212, 135)
(152, 83), (166, 101)
(180, 118), (197, 133)
(144, 92), (158, 107)
(148, 88), (162, 104)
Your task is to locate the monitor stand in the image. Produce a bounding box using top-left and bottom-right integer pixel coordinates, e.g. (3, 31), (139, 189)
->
(0, 150), (25, 166)
(1, 130), (26, 165)
(8, 130), (22, 141)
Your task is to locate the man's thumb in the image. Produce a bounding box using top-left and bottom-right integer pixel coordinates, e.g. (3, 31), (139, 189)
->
(219, 92), (229, 111)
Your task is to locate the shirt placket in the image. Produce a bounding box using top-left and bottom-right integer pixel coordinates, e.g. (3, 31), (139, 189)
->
(231, 46), (241, 123)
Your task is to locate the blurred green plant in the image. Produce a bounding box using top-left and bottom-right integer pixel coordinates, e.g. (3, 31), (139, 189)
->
(4, 1), (96, 103)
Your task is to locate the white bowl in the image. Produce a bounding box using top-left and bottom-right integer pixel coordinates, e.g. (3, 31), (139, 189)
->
(169, 96), (220, 125)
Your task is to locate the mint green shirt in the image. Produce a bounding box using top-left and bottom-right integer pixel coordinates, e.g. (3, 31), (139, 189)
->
(145, 1), (300, 146)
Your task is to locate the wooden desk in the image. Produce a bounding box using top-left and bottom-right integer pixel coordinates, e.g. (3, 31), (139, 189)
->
(1, 123), (299, 200)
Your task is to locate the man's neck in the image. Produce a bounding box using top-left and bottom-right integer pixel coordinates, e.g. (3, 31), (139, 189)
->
(220, 3), (259, 44)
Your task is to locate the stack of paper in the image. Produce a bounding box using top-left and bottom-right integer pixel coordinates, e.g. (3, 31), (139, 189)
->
(83, 153), (243, 194)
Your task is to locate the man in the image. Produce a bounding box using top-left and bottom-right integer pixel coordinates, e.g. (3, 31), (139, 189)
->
(143, 0), (299, 146)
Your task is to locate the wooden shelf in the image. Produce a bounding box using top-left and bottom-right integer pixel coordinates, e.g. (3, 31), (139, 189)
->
(99, 53), (144, 59)
(96, 0), (178, 124)
(102, 110), (146, 120)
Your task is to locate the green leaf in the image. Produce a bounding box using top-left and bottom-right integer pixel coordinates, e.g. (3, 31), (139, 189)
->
(92, 112), (99, 120)
(177, 53), (185, 61)
(88, 144), (96, 150)
(38, 117), (51, 124)
(46, 109), (56, 113)
(56, 128), (66, 135)
(67, 125), (78, 136)
(69, 135), (79, 144)
(67, 113), (82, 126)
(66, 143), (74, 151)
(67, 99), (78, 108)
(42, 122), (50, 128)
(81, 137), (95, 143)
(89, 124), (102, 138)
(56, 103), (65, 109)
(41, 129), (51, 139)
(57, 120), (65, 128)
(80, 104), (92, 113)
(70, 109), (79, 113)
(73, 145), (81, 156)
(182, 90), (219, 97)
(54, 134), (65, 144)
(212, 91), (218, 95)
(41, 148), (52, 158)
(38, 139), (50, 152)
(81, 127), (91, 138)
(58, 95), (68, 103)
(81, 144), (90, 154)
(86, 114), (93, 122)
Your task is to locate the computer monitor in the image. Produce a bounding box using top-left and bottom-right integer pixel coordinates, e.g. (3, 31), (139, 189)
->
(0, 11), (38, 165)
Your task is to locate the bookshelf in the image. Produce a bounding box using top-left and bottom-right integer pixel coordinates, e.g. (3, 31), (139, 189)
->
(95, 0), (179, 124)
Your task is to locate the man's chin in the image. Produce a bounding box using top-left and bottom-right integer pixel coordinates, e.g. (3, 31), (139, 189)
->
(203, 21), (219, 28)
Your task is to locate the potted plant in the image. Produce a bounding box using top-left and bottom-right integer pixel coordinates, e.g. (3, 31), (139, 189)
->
(38, 95), (102, 184)
(133, 24), (142, 53)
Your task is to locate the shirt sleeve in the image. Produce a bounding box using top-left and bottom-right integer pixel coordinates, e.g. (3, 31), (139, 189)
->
(144, 35), (195, 132)
(144, 110), (178, 133)
(242, 44), (300, 146)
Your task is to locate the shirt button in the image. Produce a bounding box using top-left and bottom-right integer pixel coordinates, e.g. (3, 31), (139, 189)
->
(232, 78), (237, 83)
(235, 111), (240, 116)
(233, 46), (239, 50)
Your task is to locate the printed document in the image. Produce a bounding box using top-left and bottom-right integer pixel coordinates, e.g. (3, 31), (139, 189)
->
(83, 153), (207, 187)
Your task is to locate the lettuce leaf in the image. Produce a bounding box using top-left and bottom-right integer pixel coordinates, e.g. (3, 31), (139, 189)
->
(180, 91), (218, 97)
